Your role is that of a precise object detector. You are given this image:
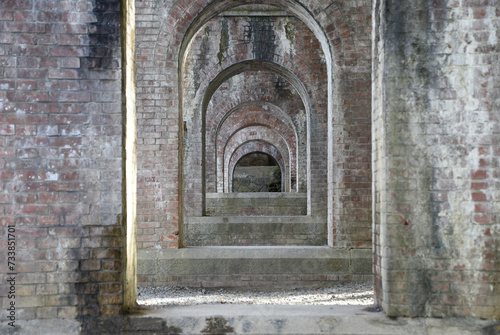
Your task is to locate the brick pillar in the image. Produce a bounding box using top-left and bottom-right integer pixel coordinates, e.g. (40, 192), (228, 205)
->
(373, 0), (500, 318)
(0, 0), (125, 319)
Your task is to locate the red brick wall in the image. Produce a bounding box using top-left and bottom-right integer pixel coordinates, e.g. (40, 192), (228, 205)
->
(0, 0), (124, 319)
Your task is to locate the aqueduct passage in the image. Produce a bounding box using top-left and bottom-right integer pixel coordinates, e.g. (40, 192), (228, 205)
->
(0, 0), (498, 330)
(135, 2), (373, 288)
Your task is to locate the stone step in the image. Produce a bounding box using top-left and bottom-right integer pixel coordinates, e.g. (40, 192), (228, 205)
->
(8, 308), (498, 335)
(137, 247), (372, 288)
(133, 305), (381, 334)
(205, 192), (307, 216)
(184, 215), (326, 246)
(124, 306), (498, 335)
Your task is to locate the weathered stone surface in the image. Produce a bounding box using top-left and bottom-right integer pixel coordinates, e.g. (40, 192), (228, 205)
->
(138, 247), (371, 287)
(184, 215), (326, 246)
(204, 193), (307, 217)
(5, 307), (498, 335)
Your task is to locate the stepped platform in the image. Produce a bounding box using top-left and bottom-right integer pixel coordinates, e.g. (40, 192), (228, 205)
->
(6, 308), (499, 335)
(184, 215), (326, 246)
(205, 192), (307, 216)
(137, 246), (372, 288)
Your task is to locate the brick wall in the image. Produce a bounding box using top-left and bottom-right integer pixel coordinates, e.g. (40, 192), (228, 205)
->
(0, 0), (124, 319)
(373, 0), (500, 319)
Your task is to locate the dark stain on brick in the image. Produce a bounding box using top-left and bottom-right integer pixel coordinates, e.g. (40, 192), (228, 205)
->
(79, 316), (183, 334)
(275, 76), (293, 100)
(244, 17), (276, 61)
(83, 0), (121, 70)
(408, 270), (431, 317)
(194, 26), (212, 92)
(217, 18), (229, 66)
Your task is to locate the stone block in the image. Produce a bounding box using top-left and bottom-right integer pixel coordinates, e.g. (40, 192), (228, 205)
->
(184, 215), (326, 246)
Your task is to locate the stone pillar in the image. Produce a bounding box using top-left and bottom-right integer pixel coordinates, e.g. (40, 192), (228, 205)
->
(121, 0), (137, 313)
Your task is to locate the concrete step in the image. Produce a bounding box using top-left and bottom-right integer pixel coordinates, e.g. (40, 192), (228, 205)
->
(137, 247), (372, 288)
(184, 216), (326, 246)
(205, 192), (307, 216)
(125, 305), (498, 335)
(5, 308), (499, 335)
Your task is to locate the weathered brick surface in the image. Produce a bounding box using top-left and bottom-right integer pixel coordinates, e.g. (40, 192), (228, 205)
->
(0, 0), (124, 319)
(210, 94), (301, 193)
(373, 0), (500, 319)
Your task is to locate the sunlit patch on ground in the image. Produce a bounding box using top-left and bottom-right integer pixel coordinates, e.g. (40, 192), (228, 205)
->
(137, 282), (374, 308)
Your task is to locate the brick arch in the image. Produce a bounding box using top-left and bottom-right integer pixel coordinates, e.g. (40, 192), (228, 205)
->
(222, 126), (291, 193)
(207, 92), (303, 141)
(199, 62), (313, 185)
(216, 108), (297, 157)
(219, 121), (296, 193)
(157, 0), (357, 69)
(181, 61), (314, 214)
(183, 16), (327, 109)
(176, 2), (336, 223)
(200, 61), (312, 113)
(141, 0), (342, 226)
(230, 144), (287, 193)
(135, 0), (373, 250)
(209, 103), (300, 192)
(204, 81), (306, 193)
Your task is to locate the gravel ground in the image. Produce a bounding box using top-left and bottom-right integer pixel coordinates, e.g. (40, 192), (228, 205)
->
(137, 282), (374, 308)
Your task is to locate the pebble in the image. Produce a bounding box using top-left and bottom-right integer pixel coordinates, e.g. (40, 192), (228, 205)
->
(137, 282), (374, 308)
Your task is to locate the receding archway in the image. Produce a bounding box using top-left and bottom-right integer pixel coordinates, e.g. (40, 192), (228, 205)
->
(182, 61), (317, 219)
(178, 1), (334, 229)
(233, 152), (282, 193)
(134, 0), (372, 294)
(229, 141), (287, 193)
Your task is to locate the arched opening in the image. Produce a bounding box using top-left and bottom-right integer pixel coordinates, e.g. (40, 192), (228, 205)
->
(198, 62), (310, 200)
(232, 152), (282, 193)
(180, 6), (325, 237)
(134, 0), (372, 296)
